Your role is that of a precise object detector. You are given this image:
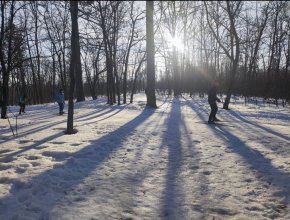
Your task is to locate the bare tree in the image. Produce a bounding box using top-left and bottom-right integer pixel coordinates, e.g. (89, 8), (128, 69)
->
(204, 1), (242, 109)
(122, 1), (145, 104)
(1, 1), (15, 118)
(67, 0), (79, 134)
(146, 1), (156, 108)
(130, 50), (146, 103)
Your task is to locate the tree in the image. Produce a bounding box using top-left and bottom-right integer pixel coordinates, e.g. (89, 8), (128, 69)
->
(130, 49), (146, 103)
(1, 1), (15, 118)
(122, 1), (145, 104)
(42, 1), (69, 97)
(73, 2), (85, 103)
(146, 1), (157, 108)
(67, 0), (79, 134)
(204, 1), (242, 109)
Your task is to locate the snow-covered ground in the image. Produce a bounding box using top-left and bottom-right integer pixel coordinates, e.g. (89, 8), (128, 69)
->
(1, 92), (290, 220)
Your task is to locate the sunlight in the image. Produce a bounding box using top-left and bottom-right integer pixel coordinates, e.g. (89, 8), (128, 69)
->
(167, 35), (183, 51)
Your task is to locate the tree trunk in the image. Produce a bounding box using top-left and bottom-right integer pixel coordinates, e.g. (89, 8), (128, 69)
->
(130, 54), (145, 103)
(74, 17), (85, 102)
(1, 1), (14, 118)
(20, 66), (27, 96)
(146, 1), (156, 108)
(67, 1), (78, 134)
(52, 49), (56, 99)
(26, 31), (39, 104)
(223, 59), (238, 109)
(34, 2), (43, 104)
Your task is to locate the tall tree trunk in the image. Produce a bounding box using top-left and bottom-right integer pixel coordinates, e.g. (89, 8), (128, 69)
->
(112, 8), (120, 105)
(266, 6), (279, 98)
(131, 54), (146, 103)
(52, 49), (56, 99)
(67, 1), (78, 134)
(146, 1), (156, 108)
(33, 2), (43, 104)
(286, 34), (290, 101)
(1, 1), (14, 118)
(26, 31), (39, 104)
(74, 17), (85, 102)
(204, 1), (241, 110)
(113, 53), (120, 105)
(20, 66), (27, 96)
(222, 2), (241, 109)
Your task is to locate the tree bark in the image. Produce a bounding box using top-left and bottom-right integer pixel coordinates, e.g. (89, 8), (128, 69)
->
(74, 14), (85, 102)
(32, 2), (43, 104)
(1, 1), (14, 118)
(146, 1), (156, 108)
(67, 1), (79, 134)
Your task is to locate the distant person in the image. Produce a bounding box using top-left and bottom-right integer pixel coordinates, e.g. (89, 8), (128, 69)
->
(19, 95), (28, 115)
(54, 89), (65, 115)
(208, 80), (221, 124)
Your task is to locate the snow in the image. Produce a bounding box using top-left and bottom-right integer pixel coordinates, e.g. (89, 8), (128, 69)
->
(1, 92), (290, 220)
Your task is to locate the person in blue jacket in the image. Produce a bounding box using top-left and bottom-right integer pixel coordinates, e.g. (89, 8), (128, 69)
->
(54, 89), (65, 115)
(19, 95), (28, 114)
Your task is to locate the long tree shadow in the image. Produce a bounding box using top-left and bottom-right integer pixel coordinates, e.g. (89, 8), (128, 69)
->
(159, 97), (182, 219)
(180, 97), (211, 218)
(208, 124), (290, 210)
(0, 107), (156, 219)
(0, 101), (122, 143)
(184, 97), (210, 122)
(226, 109), (290, 142)
(184, 96), (290, 216)
(87, 106), (174, 219)
(74, 106), (118, 122)
(81, 105), (126, 125)
(160, 97), (209, 219)
(0, 106), (117, 146)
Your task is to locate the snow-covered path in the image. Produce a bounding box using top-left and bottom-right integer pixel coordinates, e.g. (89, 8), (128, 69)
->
(1, 93), (290, 220)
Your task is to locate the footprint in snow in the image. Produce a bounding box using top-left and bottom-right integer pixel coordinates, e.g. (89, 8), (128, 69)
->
(9, 180), (28, 193)
(35, 145), (49, 149)
(26, 155), (42, 160)
(30, 162), (41, 167)
(203, 171), (211, 175)
(0, 155), (15, 163)
(0, 164), (12, 171)
(15, 167), (27, 173)
(0, 149), (12, 154)
(0, 177), (9, 184)
(42, 151), (71, 161)
(51, 142), (66, 145)
(19, 140), (31, 144)
(53, 163), (65, 169)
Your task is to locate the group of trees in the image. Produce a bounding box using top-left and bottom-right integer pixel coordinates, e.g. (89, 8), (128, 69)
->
(1, 1), (290, 119)
(0, 1), (148, 117)
(154, 1), (290, 109)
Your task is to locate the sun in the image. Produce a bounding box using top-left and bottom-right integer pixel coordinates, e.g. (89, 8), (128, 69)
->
(168, 35), (183, 51)
(168, 35), (181, 46)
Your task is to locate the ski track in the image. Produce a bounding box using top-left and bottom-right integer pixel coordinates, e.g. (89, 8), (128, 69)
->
(1, 93), (290, 220)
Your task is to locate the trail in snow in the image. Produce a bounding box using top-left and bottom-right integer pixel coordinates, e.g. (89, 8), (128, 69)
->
(1, 93), (290, 220)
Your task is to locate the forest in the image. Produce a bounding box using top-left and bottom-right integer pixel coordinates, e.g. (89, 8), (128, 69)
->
(1, 1), (290, 117)
(2, 2), (290, 219)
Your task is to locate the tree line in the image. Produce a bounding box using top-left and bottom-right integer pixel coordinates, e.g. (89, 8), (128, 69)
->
(1, 1), (290, 119)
